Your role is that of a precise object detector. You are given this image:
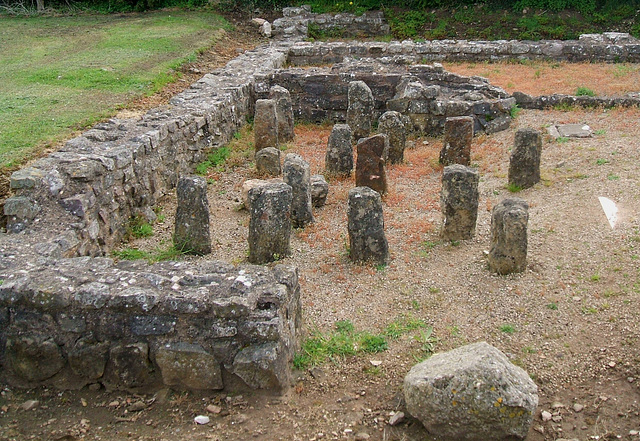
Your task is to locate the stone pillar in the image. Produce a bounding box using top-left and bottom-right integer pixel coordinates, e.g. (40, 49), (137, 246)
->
(248, 182), (292, 264)
(256, 147), (281, 176)
(269, 85), (295, 144)
(439, 116), (474, 166)
(174, 176), (211, 255)
(441, 164), (479, 241)
(488, 198), (529, 275)
(508, 129), (542, 190)
(254, 99), (278, 152)
(347, 81), (374, 141)
(378, 111), (406, 164)
(355, 134), (388, 195)
(325, 124), (353, 176)
(311, 174), (329, 208)
(348, 186), (389, 265)
(283, 153), (314, 228)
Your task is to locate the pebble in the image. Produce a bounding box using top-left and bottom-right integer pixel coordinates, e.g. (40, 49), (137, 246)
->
(541, 410), (552, 421)
(128, 401), (148, 412)
(628, 377), (635, 383)
(551, 402), (565, 409)
(552, 415), (563, 422)
(370, 360), (382, 366)
(108, 401), (120, 407)
(206, 404), (222, 414)
(81, 398), (87, 407)
(194, 415), (210, 425)
(630, 430), (639, 436)
(388, 411), (405, 426)
(20, 400), (39, 411)
(355, 432), (370, 440)
(573, 403), (585, 412)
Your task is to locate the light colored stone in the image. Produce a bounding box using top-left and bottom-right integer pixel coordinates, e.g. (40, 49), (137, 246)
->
(404, 341), (538, 441)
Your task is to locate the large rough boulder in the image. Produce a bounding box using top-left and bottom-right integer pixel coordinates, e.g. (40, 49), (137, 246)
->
(404, 342), (538, 441)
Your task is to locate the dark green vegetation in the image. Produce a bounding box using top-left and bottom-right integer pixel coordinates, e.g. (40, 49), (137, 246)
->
(0, 10), (229, 167)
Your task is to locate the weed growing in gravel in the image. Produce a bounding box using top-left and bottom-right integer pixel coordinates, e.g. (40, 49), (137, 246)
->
(507, 183), (523, 193)
(112, 243), (190, 263)
(576, 86), (596, 96)
(128, 215), (153, 239)
(384, 314), (427, 339)
(196, 146), (230, 174)
(510, 104), (522, 119)
(596, 158), (610, 165)
(499, 324), (516, 334)
(293, 320), (389, 369)
(556, 136), (570, 143)
(607, 174), (620, 181)
(590, 273), (601, 282)
(547, 302), (558, 310)
(594, 129), (606, 135)
(412, 327), (438, 361)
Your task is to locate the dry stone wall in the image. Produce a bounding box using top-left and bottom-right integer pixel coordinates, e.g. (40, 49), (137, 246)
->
(0, 257), (300, 392)
(285, 33), (640, 65)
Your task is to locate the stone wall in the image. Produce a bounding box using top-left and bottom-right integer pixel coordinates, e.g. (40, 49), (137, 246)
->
(0, 257), (300, 392)
(285, 33), (640, 65)
(256, 60), (515, 135)
(272, 5), (390, 40)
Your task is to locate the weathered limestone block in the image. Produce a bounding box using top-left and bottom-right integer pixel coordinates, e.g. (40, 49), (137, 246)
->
(508, 129), (542, 190)
(347, 81), (374, 140)
(256, 147), (282, 176)
(404, 341), (538, 441)
(4, 196), (40, 233)
(439, 116), (474, 166)
(311, 174), (329, 208)
(155, 342), (223, 390)
(325, 124), (353, 176)
(242, 178), (284, 210)
(5, 336), (65, 383)
(174, 176), (211, 255)
(283, 153), (314, 228)
(440, 165), (479, 241)
(355, 134), (388, 195)
(488, 198), (529, 274)
(378, 111), (407, 164)
(232, 342), (289, 390)
(254, 99), (279, 151)
(269, 85), (295, 143)
(105, 343), (155, 390)
(68, 337), (109, 380)
(348, 186), (388, 265)
(248, 182), (292, 264)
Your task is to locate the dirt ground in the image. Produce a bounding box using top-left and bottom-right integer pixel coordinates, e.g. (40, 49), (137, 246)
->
(2, 24), (640, 441)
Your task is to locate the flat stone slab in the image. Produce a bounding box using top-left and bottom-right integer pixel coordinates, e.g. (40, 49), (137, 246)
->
(554, 124), (592, 138)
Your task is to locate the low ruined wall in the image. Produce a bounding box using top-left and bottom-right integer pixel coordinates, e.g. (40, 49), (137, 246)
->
(255, 62), (515, 135)
(286, 33), (640, 65)
(272, 5), (390, 40)
(0, 258), (300, 392)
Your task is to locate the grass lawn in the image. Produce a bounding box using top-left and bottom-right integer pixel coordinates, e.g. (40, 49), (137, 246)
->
(0, 10), (230, 168)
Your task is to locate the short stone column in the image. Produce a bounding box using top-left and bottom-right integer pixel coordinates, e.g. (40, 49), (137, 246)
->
(488, 198), (529, 274)
(348, 186), (389, 265)
(508, 129), (542, 189)
(378, 111), (406, 164)
(311, 174), (329, 208)
(248, 182), (292, 264)
(439, 116), (474, 166)
(283, 153), (314, 228)
(254, 99), (278, 152)
(174, 176), (211, 255)
(256, 147), (281, 176)
(441, 164), (479, 241)
(269, 85), (295, 144)
(347, 81), (374, 141)
(325, 124), (353, 176)
(355, 134), (388, 195)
